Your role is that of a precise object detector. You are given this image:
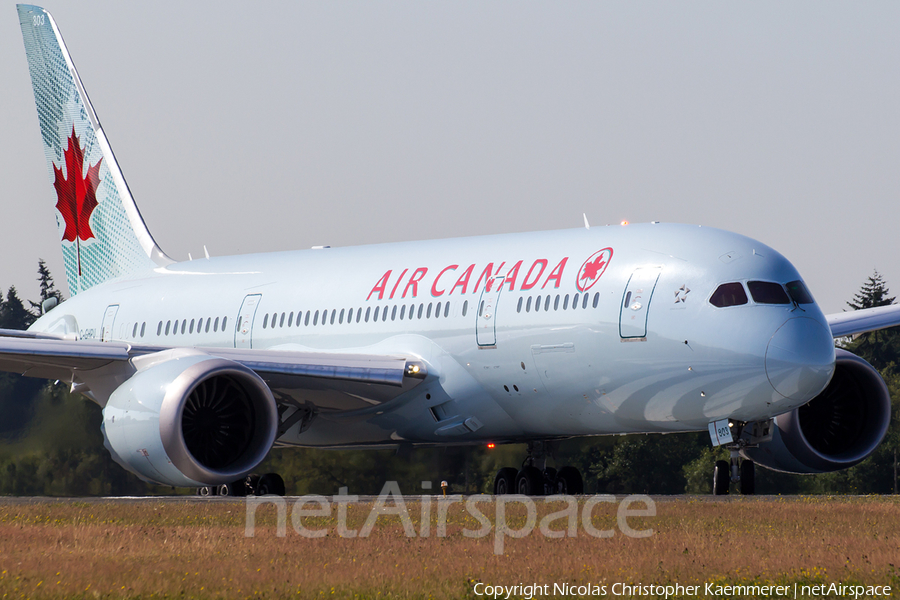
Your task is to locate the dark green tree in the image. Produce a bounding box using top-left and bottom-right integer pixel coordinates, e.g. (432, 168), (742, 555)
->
(0, 286), (36, 330)
(29, 259), (64, 315)
(844, 270), (900, 372)
(848, 270), (895, 310)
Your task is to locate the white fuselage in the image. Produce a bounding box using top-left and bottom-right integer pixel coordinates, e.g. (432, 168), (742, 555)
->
(30, 222), (836, 448)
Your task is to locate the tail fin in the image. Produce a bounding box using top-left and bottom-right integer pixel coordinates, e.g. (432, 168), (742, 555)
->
(17, 5), (172, 296)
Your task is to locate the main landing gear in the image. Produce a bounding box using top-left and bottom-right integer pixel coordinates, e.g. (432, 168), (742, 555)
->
(493, 441), (584, 496)
(197, 472), (286, 497)
(713, 446), (755, 496)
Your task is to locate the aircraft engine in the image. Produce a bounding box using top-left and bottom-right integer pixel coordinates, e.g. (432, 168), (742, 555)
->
(101, 349), (278, 487)
(741, 349), (891, 474)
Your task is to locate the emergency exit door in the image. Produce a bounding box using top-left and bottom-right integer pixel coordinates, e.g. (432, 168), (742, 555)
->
(476, 276), (505, 347)
(101, 304), (119, 342)
(235, 294), (262, 349)
(619, 267), (661, 339)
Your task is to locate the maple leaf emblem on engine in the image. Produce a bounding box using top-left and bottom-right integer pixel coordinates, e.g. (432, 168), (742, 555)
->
(53, 127), (103, 275)
(576, 248), (614, 292)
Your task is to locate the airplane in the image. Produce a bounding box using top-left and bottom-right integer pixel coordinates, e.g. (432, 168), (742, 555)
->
(4, 4), (897, 497)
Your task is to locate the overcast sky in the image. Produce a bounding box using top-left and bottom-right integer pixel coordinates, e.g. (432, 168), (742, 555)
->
(2, 1), (898, 314)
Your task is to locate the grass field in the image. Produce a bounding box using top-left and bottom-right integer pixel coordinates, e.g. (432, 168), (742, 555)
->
(0, 496), (897, 599)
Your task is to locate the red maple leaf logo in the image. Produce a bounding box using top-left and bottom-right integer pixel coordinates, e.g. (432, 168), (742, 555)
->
(53, 127), (103, 276)
(576, 248), (613, 292)
(580, 255), (607, 283)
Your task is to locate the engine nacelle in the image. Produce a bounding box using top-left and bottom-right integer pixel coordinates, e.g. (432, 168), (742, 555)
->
(102, 349), (278, 487)
(741, 349), (891, 474)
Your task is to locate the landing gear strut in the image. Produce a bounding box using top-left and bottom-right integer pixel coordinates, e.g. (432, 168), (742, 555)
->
(493, 441), (584, 496)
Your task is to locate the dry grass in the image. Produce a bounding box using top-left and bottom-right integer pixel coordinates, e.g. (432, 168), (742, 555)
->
(0, 496), (897, 599)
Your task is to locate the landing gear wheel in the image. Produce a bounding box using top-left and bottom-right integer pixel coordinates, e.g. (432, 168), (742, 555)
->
(198, 486), (212, 497)
(218, 479), (247, 497)
(516, 466), (543, 496)
(713, 460), (730, 495)
(493, 467), (518, 495)
(739, 460), (755, 495)
(257, 473), (286, 496)
(556, 466), (584, 495)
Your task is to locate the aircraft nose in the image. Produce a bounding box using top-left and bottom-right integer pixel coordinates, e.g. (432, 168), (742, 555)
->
(765, 317), (835, 401)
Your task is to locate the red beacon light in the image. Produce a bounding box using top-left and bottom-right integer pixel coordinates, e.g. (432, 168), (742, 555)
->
(487, 442), (495, 449)
(621, 220), (629, 226)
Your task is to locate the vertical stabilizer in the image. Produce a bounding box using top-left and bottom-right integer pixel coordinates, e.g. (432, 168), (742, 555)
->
(17, 5), (172, 296)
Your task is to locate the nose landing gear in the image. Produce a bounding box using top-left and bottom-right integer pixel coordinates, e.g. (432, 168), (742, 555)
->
(713, 445), (755, 495)
(492, 441), (584, 496)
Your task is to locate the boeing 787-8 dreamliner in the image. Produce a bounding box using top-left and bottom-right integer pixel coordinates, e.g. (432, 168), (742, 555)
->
(4, 5), (897, 496)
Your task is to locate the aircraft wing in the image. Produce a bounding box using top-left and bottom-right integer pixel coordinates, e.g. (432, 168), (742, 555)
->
(0, 330), (426, 411)
(826, 304), (900, 338)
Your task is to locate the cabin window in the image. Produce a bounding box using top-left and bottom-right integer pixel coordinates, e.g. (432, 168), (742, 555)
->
(141, 322), (146, 337)
(709, 283), (748, 308)
(304, 311), (310, 326)
(462, 300), (468, 317)
(263, 314), (269, 329)
(545, 295), (551, 311)
(748, 281), (790, 305)
(786, 280), (814, 304)
(189, 319), (195, 334)
(365, 307), (371, 322)
(157, 322), (162, 336)
(582, 293), (589, 309)
(593, 292), (600, 308)
(572, 293), (580, 309)
(526, 297), (533, 312)
(213, 317), (219, 332)
(427, 303), (433, 318)
(399, 305), (406, 320)
(535, 295), (542, 312)
(554, 295), (560, 311)
(313, 310), (319, 326)
(222, 317), (227, 331)
(563, 294), (569, 310)
(436, 301), (442, 318)
(391, 306), (397, 321)
(165, 321), (171, 335)
(444, 302), (450, 318)
(132, 323), (138, 338)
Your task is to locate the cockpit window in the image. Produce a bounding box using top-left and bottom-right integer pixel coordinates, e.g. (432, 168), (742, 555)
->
(785, 280), (814, 304)
(710, 282), (748, 308)
(748, 281), (790, 304)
